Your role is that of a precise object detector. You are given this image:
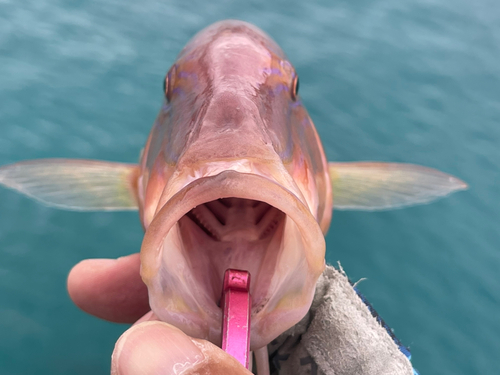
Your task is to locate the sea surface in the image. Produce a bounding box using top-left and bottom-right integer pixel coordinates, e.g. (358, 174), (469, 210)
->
(0, 0), (498, 374)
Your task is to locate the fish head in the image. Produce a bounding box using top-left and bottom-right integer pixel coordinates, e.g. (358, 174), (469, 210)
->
(137, 20), (332, 349)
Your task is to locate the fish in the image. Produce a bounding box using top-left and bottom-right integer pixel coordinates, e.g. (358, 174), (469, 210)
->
(0, 20), (466, 354)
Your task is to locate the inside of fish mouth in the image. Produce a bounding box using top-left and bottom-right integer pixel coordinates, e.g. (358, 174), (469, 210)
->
(177, 197), (286, 307)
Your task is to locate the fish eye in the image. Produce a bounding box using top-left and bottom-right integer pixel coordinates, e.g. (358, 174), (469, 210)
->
(163, 76), (168, 99)
(163, 75), (171, 102)
(164, 66), (175, 102)
(291, 74), (299, 100)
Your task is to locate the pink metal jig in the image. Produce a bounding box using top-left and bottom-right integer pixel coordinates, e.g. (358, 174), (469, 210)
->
(221, 269), (251, 369)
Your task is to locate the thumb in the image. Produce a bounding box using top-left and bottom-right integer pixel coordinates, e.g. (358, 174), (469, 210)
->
(111, 321), (252, 375)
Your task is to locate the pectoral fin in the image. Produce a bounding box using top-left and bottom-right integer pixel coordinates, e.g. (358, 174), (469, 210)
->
(329, 162), (467, 210)
(0, 159), (139, 211)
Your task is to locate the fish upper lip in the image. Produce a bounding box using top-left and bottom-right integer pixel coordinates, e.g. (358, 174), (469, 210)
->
(140, 170), (325, 348)
(141, 170), (324, 278)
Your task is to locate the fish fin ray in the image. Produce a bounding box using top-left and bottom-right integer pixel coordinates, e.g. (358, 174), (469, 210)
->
(0, 159), (140, 211)
(328, 162), (467, 210)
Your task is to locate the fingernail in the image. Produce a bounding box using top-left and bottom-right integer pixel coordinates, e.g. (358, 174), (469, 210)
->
(112, 321), (204, 375)
(133, 310), (157, 326)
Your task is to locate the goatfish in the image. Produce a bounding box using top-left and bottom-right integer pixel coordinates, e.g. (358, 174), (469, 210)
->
(0, 20), (466, 355)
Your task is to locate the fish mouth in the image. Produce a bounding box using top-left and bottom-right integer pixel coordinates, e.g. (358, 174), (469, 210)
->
(180, 197), (286, 307)
(140, 170), (325, 349)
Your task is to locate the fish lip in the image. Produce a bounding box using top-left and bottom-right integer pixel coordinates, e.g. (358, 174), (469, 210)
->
(140, 170), (325, 348)
(142, 170), (325, 275)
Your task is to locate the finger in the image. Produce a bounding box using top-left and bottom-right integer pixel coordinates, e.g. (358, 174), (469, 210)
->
(111, 321), (252, 375)
(67, 253), (150, 323)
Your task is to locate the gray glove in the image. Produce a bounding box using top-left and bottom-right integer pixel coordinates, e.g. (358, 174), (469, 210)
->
(267, 265), (415, 375)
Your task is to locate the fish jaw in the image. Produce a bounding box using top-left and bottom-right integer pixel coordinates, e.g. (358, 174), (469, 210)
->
(140, 170), (325, 349)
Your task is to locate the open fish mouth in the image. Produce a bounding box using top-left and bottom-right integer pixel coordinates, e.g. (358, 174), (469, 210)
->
(180, 197), (286, 308)
(140, 170), (326, 349)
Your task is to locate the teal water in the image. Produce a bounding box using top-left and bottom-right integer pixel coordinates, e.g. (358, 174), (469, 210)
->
(0, 0), (498, 374)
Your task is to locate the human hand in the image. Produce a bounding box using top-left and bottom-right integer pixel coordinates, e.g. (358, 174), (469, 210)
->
(67, 253), (252, 375)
